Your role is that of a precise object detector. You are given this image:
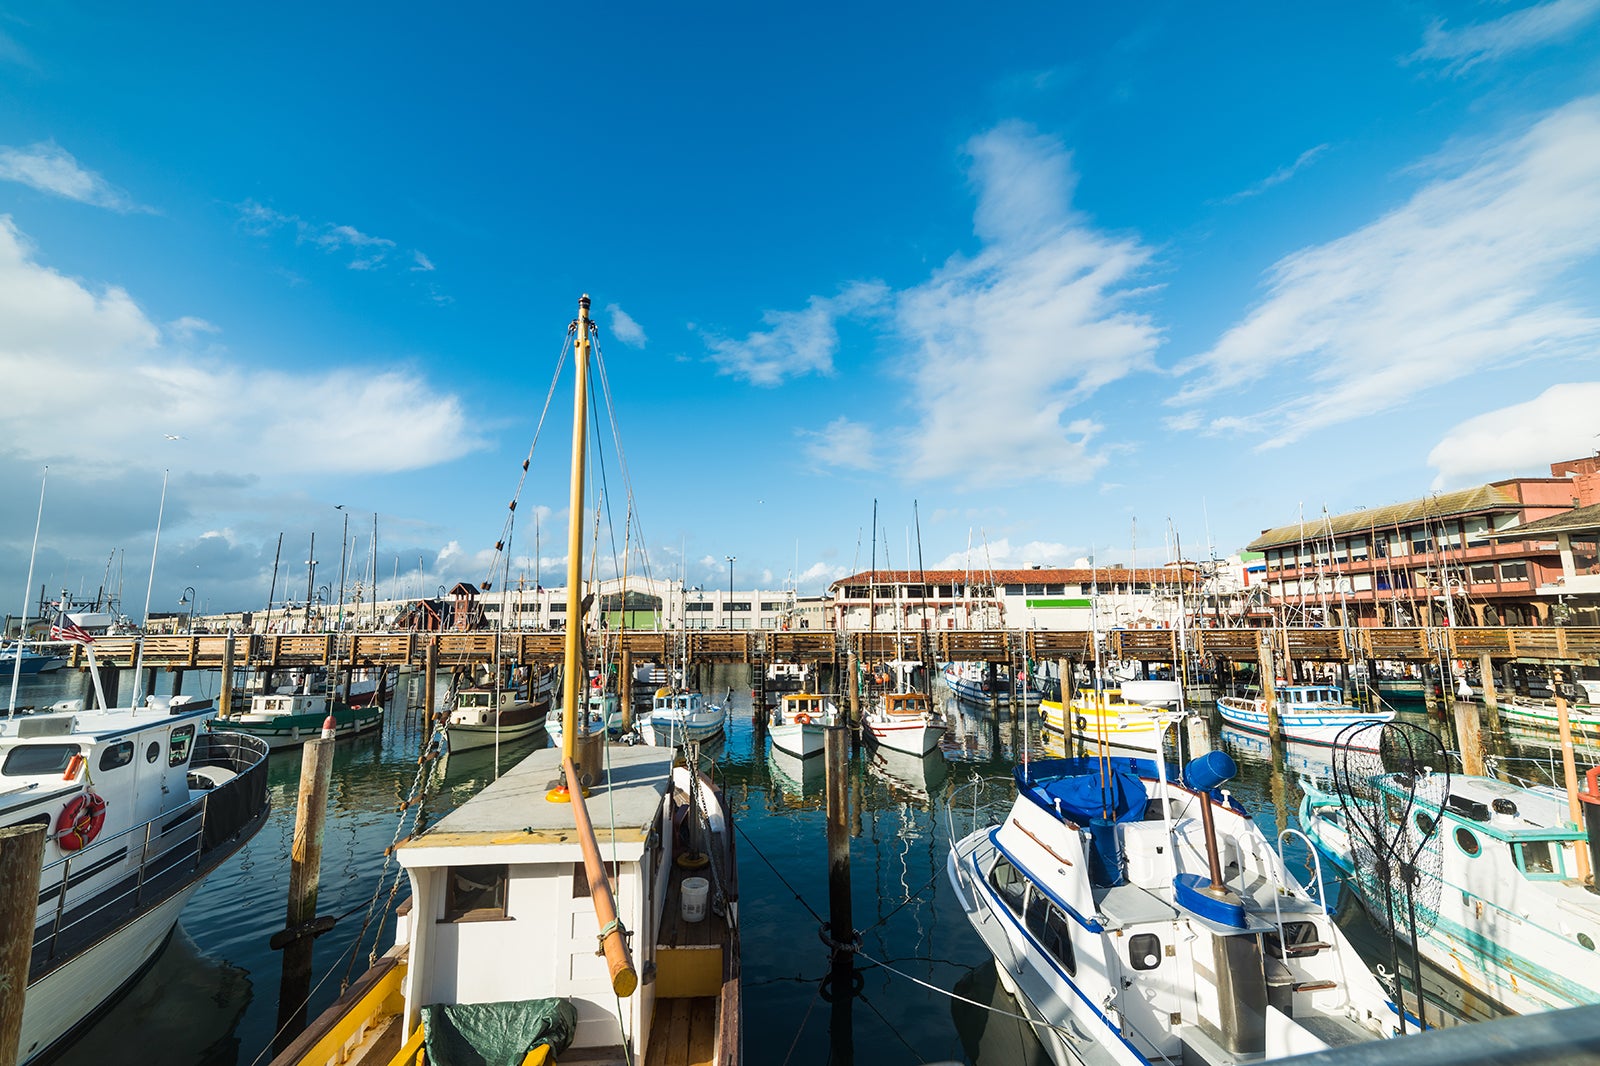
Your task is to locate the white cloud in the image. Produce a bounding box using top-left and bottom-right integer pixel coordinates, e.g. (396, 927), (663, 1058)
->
(1173, 97), (1600, 448)
(167, 316), (220, 342)
(0, 142), (146, 212)
(0, 215), (483, 476)
(237, 200), (425, 274)
(929, 537), (1079, 570)
(1412, 0), (1600, 73)
(411, 251), (435, 272)
(1427, 382), (1600, 487)
(800, 417), (878, 472)
(607, 303), (647, 348)
(1220, 144), (1330, 203)
(704, 281), (888, 386)
(895, 123), (1157, 486)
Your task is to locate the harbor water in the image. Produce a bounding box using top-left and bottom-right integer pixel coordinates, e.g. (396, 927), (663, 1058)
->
(14, 664), (1558, 1065)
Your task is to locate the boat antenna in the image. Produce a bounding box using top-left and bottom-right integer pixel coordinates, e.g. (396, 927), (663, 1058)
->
(132, 468), (169, 708)
(8, 466), (47, 718)
(869, 497), (878, 637)
(265, 532), (283, 636)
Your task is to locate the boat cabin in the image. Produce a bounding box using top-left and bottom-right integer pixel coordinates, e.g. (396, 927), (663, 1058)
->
(882, 692), (931, 717)
(1275, 685), (1349, 707)
(778, 694), (829, 722)
(245, 692), (328, 718)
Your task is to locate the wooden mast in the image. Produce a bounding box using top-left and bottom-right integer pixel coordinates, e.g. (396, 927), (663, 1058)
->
(547, 293), (637, 997)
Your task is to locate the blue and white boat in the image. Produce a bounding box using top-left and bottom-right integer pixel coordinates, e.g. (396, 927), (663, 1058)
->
(643, 688), (726, 747)
(941, 661), (1043, 707)
(1216, 684), (1390, 750)
(948, 751), (1395, 1065)
(3, 641), (66, 675)
(1301, 770), (1600, 1016)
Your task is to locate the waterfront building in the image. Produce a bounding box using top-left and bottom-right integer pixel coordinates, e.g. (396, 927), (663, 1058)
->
(1247, 456), (1600, 627)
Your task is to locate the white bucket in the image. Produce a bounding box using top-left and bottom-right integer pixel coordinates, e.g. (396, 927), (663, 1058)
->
(680, 876), (709, 923)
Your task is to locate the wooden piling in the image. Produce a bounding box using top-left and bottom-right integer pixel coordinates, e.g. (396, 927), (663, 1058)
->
(1554, 669), (1592, 885)
(218, 633), (236, 719)
(1453, 696), (1485, 777)
(1479, 653), (1504, 734)
(421, 640), (437, 758)
(275, 734), (336, 1048)
(1258, 643), (1281, 744)
(0, 824), (47, 1066)
(824, 717), (853, 1061)
(620, 649), (633, 732)
(846, 649), (860, 727)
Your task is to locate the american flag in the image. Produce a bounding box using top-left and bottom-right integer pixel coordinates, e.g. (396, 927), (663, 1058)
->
(50, 619), (94, 644)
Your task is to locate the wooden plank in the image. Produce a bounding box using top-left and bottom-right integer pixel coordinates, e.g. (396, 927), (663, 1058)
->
(516, 632), (567, 663)
(269, 633), (334, 665)
(433, 633), (498, 665)
(1028, 630), (1092, 658)
(687, 996), (717, 1066)
(351, 632), (413, 664)
(617, 632), (669, 658)
(769, 632), (837, 661)
(1448, 628), (1515, 658)
(938, 630), (1010, 661)
(1194, 629), (1263, 661)
(1109, 629), (1178, 662)
(688, 633), (749, 662)
(1283, 628), (1349, 662)
(1358, 627), (1432, 661)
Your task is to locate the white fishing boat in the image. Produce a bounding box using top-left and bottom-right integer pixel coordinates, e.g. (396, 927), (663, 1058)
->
(768, 692), (833, 759)
(941, 660), (1042, 707)
(446, 686), (547, 752)
(644, 688), (727, 747)
(863, 689), (945, 756)
(222, 689), (383, 750)
(1302, 770), (1600, 1015)
(545, 690), (624, 746)
(948, 750), (1396, 1065)
(1041, 679), (1185, 756)
(1216, 684), (1391, 749)
(276, 294), (741, 1066)
(3, 705), (270, 1064)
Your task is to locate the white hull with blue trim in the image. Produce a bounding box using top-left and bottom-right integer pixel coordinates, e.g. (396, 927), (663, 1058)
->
(948, 753), (1395, 1065)
(1301, 773), (1600, 1016)
(1217, 684), (1391, 749)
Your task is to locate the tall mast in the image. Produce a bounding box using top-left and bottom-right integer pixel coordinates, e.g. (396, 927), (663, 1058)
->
(560, 295), (594, 766)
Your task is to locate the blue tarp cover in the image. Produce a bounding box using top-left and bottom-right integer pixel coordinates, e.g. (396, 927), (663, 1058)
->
(1037, 769), (1148, 825)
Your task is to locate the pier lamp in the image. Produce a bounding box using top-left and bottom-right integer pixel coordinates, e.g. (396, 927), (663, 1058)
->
(180, 586), (196, 633)
(726, 556), (735, 630)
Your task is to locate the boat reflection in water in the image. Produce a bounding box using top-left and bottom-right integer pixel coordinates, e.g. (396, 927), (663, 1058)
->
(65, 927), (252, 1064)
(766, 744), (824, 806)
(950, 960), (1052, 1066)
(867, 745), (949, 804)
(1217, 725), (1335, 781)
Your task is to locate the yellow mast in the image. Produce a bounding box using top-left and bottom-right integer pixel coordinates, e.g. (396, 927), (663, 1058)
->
(560, 294), (593, 768)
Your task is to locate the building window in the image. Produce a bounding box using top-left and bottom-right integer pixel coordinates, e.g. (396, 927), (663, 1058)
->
(1469, 563), (1497, 584)
(1500, 561), (1530, 582)
(1004, 584), (1024, 595)
(760, 602), (784, 611)
(444, 864), (509, 921)
(725, 602), (751, 612)
(1349, 537), (1369, 561)
(1411, 529), (1433, 555)
(1465, 517), (1491, 547)
(686, 602), (714, 612)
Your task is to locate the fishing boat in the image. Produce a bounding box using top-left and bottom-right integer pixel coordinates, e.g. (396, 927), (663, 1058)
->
(221, 689), (383, 750)
(446, 685), (547, 752)
(276, 294), (741, 1066)
(1041, 679), (1185, 756)
(1216, 684), (1391, 749)
(1500, 695), (1600, 732)
(941, 661), (1042, 707)
(1301, 769), (1600, 1015)
(948, 750), (1396, 1066)
(3, 705), (270, 1064)
(862, 689), (945, 756)
(545, 689), (625, 746)
(643, 687), (727, 747)
(2, 641), (65, 674)
(768, 692), (834, 759)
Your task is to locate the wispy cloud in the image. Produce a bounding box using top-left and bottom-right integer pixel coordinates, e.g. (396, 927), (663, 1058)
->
(1219, 144), (1330, 203)
(0, 142), (147, 212)
(166, 316), (220, 342)
(1412, 0), (1600, 73)
(0, 215), (483, 476)
(1427, 382), (1600, 487)
(929, 537), (1080, 570)
(236, 199), (429, 275)
(704, 282), (887, 386)
(800, 417), (878, 472)
(607, 303), (647, 348)
(1173, 96), (1600, 448)
(893, 123), (1158, 486)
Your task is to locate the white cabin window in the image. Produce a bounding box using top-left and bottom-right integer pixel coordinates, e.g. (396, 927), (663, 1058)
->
(1516, 840), (1562, 878)
(98, 741), (135, 771)
(988, 856), (1026, 915)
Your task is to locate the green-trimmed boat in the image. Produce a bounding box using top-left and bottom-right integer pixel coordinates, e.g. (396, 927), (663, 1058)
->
(222, 691), (383, 750)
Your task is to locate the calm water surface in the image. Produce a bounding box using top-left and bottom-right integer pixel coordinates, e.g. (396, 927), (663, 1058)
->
(16, 665), (1563, 1065)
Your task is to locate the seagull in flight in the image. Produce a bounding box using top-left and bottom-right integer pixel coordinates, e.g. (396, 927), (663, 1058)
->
(164, 434), (183, 440)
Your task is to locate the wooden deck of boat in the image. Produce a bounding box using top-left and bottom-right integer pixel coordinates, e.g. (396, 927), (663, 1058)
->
(644, 997), (718, 1066)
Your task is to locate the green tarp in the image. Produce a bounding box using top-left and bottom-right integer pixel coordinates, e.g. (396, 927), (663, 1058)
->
(420, 998), (577, 1066)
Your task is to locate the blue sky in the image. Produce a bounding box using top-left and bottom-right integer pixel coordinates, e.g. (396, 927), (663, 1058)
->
(2, 2), (1599, 618)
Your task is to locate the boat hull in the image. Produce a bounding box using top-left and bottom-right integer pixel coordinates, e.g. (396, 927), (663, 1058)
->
(768, 722), (825, 759)
(864, 718), (943, 757)
(446, 716), (546, 751)
(224, 703), (384, 750)
(1216, 697), (1391, 749)
(643, 711), (725, 747)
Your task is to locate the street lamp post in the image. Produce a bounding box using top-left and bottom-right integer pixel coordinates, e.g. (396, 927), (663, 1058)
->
(725, 555), (736, 631)
(180, 586), (196, 633)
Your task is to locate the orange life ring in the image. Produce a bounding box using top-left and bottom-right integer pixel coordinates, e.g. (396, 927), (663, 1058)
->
(56, 792), (108, 851)
(794, 713), (814, 725)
